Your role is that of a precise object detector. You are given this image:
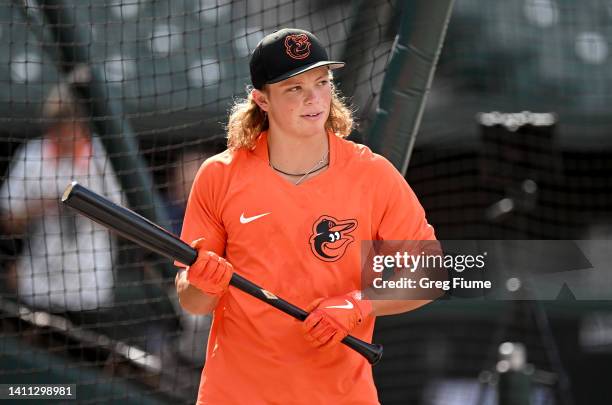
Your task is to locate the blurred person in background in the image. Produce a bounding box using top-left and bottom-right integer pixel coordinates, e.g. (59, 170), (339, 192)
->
(0, 73), (124, 315)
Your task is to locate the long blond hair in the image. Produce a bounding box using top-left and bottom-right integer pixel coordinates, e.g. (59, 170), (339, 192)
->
(226, 79), (355, 150)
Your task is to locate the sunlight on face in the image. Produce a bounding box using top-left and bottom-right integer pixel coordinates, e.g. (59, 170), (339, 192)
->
(258, 66), (332, 139)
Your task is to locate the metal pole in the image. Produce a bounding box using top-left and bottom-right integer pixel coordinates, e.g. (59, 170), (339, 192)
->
(366, 0), (454, 174)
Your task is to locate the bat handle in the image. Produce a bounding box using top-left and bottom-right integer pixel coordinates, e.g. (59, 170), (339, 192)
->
(230, 273), (383, 365)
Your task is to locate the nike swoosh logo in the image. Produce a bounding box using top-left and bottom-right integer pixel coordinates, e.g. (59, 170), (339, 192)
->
(324, 299), (354, 310)
(240, 212), (271, 224)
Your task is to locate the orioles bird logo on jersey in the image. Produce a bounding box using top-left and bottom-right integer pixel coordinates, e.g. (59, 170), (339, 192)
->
(284, 34), (311, 60)
(309, 215), (358, 262)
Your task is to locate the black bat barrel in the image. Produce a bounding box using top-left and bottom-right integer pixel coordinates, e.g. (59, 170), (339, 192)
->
(62, 181), (196, 265)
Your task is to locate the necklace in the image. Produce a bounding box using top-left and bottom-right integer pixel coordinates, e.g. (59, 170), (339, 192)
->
(271, 163), (328, 177)
(270, 149), (329, 185)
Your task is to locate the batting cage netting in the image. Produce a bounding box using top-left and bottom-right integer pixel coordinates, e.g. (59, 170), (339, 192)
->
(1, 0), (611, 404)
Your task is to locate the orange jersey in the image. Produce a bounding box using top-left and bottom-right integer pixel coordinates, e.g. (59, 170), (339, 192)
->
(180, 130), (436, 404)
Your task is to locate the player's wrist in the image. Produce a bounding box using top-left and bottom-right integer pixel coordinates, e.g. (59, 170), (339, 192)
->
(347, 290), (373, 324)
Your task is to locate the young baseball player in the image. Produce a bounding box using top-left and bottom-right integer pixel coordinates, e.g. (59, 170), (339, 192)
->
(176, 28), (438, 404)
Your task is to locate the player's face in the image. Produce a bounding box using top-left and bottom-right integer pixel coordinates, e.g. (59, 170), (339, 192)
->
(260, 67), (332, 138)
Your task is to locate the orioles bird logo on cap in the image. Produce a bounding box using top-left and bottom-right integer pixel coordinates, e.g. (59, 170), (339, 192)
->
(309, 215), (358, 262)
(284, 34), (311, 60)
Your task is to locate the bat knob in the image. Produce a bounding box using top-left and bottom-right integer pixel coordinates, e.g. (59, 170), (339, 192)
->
(368, 343), (384, 365)
(343, 336), (383, 365)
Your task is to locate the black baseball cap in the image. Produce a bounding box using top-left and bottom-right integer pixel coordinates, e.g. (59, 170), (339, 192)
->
(249, 28), (345, 90)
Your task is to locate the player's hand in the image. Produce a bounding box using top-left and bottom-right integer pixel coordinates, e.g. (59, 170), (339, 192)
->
(186, 238), (233, 297)
(301, 291), (373, 349)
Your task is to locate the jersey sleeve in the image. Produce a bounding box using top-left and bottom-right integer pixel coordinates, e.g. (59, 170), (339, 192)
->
(373, 158), (436, 241)
(177, 159), (227, 267)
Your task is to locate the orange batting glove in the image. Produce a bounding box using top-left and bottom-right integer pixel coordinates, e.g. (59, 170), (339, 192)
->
(302, 291), (373, 349)
(186, 238), (233, 297)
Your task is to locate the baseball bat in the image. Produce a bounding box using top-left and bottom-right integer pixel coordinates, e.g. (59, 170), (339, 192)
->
(61, 181), (383, 365)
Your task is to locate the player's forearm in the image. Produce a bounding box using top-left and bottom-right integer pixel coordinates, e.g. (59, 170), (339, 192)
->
(367, 281), (446, 316)
(370, 299), (433, 316)
(175, 269), (220, 315)
(367, 240), (446, 316)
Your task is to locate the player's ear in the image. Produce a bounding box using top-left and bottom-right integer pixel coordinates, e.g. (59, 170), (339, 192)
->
(251, 88), (269, 112)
